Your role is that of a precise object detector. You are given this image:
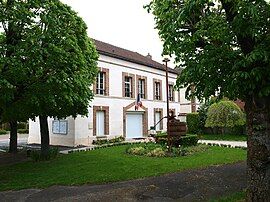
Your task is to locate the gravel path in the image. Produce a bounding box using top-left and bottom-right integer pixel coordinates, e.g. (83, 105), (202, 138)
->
(0, 162), (246, 202)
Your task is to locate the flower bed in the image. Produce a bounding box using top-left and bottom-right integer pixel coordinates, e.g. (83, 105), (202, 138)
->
(126, 143), (209, 157)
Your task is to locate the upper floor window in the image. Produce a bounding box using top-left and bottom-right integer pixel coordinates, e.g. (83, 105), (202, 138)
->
(138, 79), (145, 99)
(96, 72), (106, 95)
(169, 84), (174, 101)
(125, 76), (133, 97)
(154, 82), (161, 100)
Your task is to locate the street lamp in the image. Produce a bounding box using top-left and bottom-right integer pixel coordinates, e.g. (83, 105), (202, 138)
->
(163, 57), (171, 151)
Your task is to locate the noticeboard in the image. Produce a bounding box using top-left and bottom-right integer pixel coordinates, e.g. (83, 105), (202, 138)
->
(52, 120), (68, 135)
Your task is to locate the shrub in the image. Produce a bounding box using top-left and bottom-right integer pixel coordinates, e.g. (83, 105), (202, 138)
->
(197, 99), (215, 134)
(30, 148), (59, 162)
(154, 132), (167, 145)
(126, 142), (207, 157)
(205, 101), (246, 133)
(145, 148), (166, 157)
(155, 134), (198, 147)
(0, 123), (10, 131)
(128, 146), (146, 155)
(17, 122), (27, 129)
(17, 129), (29, 134)
(93, 136), (125, 145)
(109, 136), (124, 143)
(186, 113), (200, 134)
(126, 143), (163, 156)
(179, 135), (198, 147)
(0, 129), (8, 135)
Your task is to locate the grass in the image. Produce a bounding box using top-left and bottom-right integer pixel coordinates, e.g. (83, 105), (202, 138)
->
(209, 191), (245, 202)
(0, 145), (246, 191)
(199, 134), (247, 141)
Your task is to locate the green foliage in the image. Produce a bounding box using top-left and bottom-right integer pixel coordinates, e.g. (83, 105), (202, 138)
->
(186, 113), (200, 134)
(30, 148), (59, 162)
(126, 143), (166, 157)
(155, 134), (198, 147)
(197, 99), (215, 133)
(205, 101), (246, 128)
(0, 129), (8, 135)
(147, 0), (270, 101)
(92, 136), (125, 145)
(0, 0), (98, 122)
(17, 129), (28, 134)
(126, 142), (205, 157)
(17, 122), (27, 130)
(179, 135), (199, 147)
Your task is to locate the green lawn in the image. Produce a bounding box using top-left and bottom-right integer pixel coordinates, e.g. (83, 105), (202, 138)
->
(199, 134), (247, 141)
(0, 145), (246, 191)
(209, 191), (245, 202)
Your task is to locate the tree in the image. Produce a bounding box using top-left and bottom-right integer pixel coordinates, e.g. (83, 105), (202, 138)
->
(0, 0), (98, 156)
(0, 0), (30, 153)
(147, 0), (270, 200)
(197, 98), (215, 134)
(205, 100), (246, 133)
(22, 1), (98, 157)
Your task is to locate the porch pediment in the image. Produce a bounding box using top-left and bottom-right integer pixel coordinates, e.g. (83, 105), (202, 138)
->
(125, 101), (146, 112)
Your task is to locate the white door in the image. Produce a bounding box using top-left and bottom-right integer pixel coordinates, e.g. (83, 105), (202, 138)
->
(96, 111), (105, 136)
(126, 113), (143, 138)
(155, 112), (161, 131)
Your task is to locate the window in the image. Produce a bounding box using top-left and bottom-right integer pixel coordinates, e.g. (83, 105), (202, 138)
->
(52, 120), (68, 135)
(155, 111), (161, 131)
(138, 79), (145, 99)
(169, 85), (174, 101)
(125, 76), (132, 97)
(96, 72), (105, 95)
(154, 82), (161, 100)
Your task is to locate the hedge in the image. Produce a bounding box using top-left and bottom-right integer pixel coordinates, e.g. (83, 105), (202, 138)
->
(179, 135), (198, 147)
(186, 113), (200, 134)
(0, 129), (8, 135)
(155, 134), (198, 147)
(17, 129), (29, 134)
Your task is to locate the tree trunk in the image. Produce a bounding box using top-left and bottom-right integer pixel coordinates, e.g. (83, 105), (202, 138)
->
(9, 121), (17, 153)
(245, 96), (270, 201)
(39, 115), (50, 157)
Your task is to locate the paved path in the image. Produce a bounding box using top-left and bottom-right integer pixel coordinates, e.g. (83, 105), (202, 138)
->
(0, 162), (246, 202)
(0, 134), (28, 149)
(199, 140), (247, 148)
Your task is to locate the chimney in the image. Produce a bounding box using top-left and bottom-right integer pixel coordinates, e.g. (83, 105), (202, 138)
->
(146, 53), (152, 60)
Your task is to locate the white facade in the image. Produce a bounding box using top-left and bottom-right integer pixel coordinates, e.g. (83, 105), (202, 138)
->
(28, 46), (196, 147)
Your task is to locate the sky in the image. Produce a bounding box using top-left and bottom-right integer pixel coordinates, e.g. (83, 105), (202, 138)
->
(60, 0), (171, 66)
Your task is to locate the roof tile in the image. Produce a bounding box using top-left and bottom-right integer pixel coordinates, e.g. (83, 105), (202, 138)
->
(93, 39), (179, 75)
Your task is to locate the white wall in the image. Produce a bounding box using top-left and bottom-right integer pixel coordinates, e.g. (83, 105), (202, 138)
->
(29, 54), (193, 147)
(28, 117), (75, 147)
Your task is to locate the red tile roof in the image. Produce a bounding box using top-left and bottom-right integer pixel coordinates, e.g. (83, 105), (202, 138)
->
(93, 39), (180, 75)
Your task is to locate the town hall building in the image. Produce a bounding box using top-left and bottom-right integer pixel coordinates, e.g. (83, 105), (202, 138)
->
(28, 39), (197, 147)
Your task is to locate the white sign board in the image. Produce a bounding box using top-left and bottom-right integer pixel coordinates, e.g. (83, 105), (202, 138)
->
(52, 120), (68, 135)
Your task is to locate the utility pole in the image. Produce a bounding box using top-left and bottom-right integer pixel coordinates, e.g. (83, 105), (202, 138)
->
(163, 57), (171, 151)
